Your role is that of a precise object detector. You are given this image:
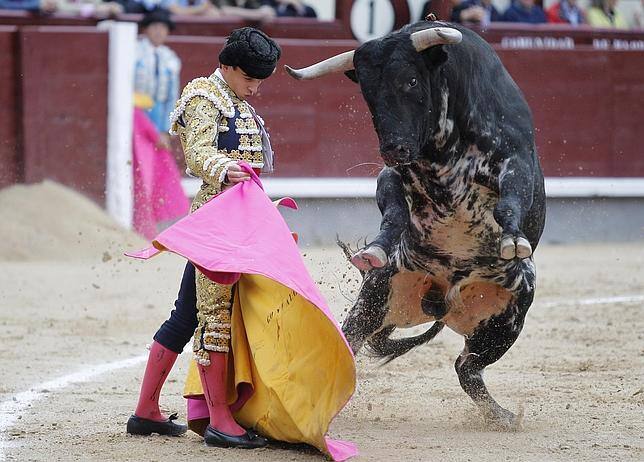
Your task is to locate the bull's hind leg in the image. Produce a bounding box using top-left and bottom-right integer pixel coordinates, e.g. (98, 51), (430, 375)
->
(455, 290), (533, 430)
(351, 168), (409, 271)
(342, 265), (397, 354)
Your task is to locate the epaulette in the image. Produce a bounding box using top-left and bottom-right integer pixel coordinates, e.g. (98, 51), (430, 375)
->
(168, 76), (235, 135)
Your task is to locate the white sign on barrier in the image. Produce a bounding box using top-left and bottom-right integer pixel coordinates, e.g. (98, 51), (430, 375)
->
(350, 0), (396, 43)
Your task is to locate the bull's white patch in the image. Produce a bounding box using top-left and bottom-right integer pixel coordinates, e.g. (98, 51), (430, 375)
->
(497, 157), (513, 185)
(434, 88), (453, 148)
(405, 145), (502, 266)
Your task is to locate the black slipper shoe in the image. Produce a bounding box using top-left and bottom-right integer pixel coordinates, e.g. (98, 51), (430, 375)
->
(126, 413), (187, 436)
(203, 425), (268, 449)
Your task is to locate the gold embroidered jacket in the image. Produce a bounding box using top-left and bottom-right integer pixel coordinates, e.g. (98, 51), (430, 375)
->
(169, 71), (265, 212)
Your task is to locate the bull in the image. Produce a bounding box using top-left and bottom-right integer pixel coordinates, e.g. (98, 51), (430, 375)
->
(285, 21), (546, 429)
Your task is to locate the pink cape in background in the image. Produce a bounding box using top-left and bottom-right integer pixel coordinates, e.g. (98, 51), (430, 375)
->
(127, 165), (358, 461)
(132, 108), (189, 239)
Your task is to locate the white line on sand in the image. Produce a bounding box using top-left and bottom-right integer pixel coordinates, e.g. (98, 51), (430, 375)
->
(0, 293), (643, 460)
(0, 354), (147, 461)
(538, 294), (644, 308)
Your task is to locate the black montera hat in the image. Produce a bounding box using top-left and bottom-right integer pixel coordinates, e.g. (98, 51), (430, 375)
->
(219, 27), (281, 79)
(139, 7), (176, 31)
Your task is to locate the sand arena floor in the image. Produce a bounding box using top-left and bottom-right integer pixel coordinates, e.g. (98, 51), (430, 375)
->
(0, 182), (642, 461)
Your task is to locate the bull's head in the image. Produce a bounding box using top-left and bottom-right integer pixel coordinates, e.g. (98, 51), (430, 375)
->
(285, 26), (462, 166)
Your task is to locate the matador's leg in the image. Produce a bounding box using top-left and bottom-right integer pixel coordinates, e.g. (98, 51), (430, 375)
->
(192, 271), (267, 447)
(192, 270), (233, 364)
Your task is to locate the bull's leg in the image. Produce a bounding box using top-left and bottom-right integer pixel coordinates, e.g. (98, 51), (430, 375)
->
(494, 156), (536, 260)
(454, 289), (533, 430)
(342, 265), (397, 354)
(351, 168), (409, 271)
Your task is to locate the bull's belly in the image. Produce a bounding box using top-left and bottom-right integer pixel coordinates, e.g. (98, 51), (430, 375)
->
(383, 270), (512, 337)
(386, 184), (512, 335)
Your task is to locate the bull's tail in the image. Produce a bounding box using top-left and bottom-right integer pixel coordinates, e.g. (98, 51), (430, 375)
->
(365, 322), (445, 364)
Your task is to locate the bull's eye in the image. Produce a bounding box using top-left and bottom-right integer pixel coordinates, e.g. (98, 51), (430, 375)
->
(408, 78), (418, 88)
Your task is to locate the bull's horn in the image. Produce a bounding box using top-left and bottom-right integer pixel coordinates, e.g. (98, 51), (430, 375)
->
(410, 27), (462, 52)
(284, 50), (355, 81)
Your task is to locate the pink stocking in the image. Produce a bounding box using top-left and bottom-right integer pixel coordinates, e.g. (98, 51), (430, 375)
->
(134, 341), (177, 421)
(198, 352), (245, 436)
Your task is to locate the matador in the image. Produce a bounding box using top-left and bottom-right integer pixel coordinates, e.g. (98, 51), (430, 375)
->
(127, 27), (281, 449)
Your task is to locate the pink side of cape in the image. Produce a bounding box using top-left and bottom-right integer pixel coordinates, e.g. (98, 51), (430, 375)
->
(148, 167), (351, 348)
(128, 164), (356, 461)
(132, 108), (189, 239)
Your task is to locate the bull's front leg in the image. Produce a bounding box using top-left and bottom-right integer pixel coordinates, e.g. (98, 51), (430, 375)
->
(351, 168), (410, 271)
(494, 156), (535, 260)
(342, 265), (397, 354)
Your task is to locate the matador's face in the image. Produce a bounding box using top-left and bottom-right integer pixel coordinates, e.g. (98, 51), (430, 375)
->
(220, 65), (265, 100)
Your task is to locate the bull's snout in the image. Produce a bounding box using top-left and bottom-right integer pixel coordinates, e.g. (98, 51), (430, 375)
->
(380, 142), (412, 166)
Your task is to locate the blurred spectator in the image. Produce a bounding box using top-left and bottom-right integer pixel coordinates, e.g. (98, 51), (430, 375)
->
(260, 0), (316, 18)
(0, 0), (56, 11)
(117, 0), (220, 15)
(166, 0), (221, 16)
(213, 0), (275, 20)
(633, 0), (644, 28)
(502, 0), (547, 23)
(135, 7), (180, 134)
(546, 0), (586, 24)
(587, 0), (628, 28)
(55, 0), (123, 16)
(451, 0), (501, 25)
(132, 7), (189, 238)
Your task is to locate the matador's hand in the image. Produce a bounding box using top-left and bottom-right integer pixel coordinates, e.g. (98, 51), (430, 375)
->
(225, 163), (251, 185)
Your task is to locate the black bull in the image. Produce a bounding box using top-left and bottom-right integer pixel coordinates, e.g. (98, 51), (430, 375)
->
(286, 21), (546, 429)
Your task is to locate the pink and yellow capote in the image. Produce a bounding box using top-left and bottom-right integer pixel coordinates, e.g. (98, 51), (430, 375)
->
(127, 164), (357, 461)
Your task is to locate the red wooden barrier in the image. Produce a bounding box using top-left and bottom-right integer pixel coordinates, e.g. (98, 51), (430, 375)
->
(169, 36), (644, 179)
(499, 48), (644, 177)
(1, 23), (643, 206)
(19, 26), (108, 202)
(0, 26), (20, 188)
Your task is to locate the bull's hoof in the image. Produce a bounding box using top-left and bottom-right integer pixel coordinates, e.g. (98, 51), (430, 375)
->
(482, 406), (524, 432)
(500, 236), (532, 260)
(350, 245), (388, 271)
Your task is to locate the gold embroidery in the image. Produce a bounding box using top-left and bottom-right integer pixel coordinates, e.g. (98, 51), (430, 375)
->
(219, 148), (263, 166)
(176, 73), (270, 364)
(193, 270), (234, 356)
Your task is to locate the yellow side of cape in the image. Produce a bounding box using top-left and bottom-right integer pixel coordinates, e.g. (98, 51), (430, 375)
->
(184, 273), (355, 452)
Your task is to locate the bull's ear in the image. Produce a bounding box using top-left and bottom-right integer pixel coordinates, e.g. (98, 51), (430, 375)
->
(422, 46), (448, 68)
(344, 69), (359, 83)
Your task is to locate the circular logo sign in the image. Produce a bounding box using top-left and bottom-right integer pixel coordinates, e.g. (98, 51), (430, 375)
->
(350, 0), (396, 43)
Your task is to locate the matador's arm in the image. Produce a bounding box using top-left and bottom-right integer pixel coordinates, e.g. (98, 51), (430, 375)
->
(170, 77), (237, 188)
